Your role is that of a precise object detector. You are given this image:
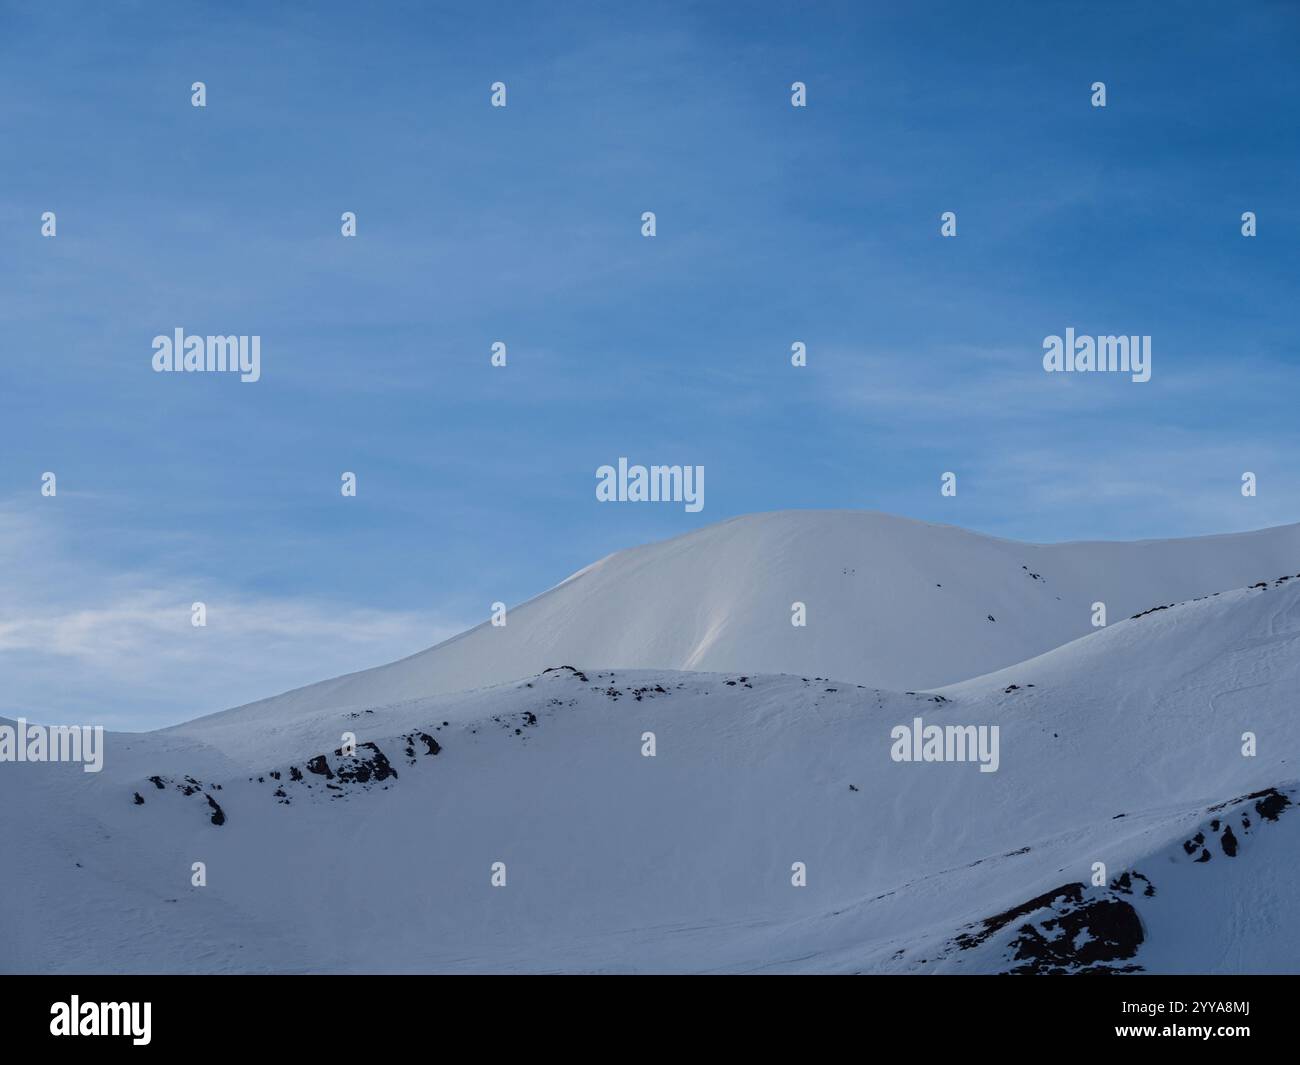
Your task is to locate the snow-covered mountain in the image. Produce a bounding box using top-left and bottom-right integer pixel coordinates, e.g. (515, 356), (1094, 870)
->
(3, 513), (1297, 973)
(176, 510), (1300, 735)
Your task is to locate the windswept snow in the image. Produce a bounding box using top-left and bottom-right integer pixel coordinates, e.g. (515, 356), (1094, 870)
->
(172, 510), (1300, 736)
(3, 538), (1298, 973)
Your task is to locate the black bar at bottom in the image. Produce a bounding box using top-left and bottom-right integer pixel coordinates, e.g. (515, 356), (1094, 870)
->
(0, 973), (1292, 1052)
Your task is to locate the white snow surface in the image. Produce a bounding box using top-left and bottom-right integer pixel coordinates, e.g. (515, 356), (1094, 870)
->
(173, 509), (1300, 736)
(3, 511), (1299, 973)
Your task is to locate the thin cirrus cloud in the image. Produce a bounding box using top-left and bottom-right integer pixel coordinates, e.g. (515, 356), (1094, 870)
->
(0, 504), (464, 731)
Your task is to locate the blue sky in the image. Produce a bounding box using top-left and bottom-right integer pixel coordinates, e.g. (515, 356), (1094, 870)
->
(2, 0), (1298, 728)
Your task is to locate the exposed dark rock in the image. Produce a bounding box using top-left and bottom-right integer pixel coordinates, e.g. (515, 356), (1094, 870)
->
(305, 755), (334, 779)
(1110, 871), (1155, 897)
(955, 883), (1084, 951)
(543, 665), (588, 682)
(955, 880), (1144, 974)
(333, 742), (397, 785)
(1131, 603), (1173, 620)
(1006, 897), (1143, 974)
(1252, 789), (1291, 822)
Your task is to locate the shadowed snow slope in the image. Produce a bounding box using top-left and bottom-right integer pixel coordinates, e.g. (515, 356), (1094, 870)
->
(5, 572), (1298, 972)
(175, 510), (1300, 734)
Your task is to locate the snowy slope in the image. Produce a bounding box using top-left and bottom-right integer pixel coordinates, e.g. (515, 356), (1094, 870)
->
(174, 510), (1300, 736)
(5, 569), (1298, 973)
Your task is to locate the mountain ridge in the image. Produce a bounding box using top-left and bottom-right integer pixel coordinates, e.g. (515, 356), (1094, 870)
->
(6, 570), (1298, 973)
(167, 509), (1300, 734)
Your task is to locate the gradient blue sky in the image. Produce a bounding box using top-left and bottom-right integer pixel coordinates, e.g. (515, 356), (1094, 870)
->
(2, 1), (1298, 728)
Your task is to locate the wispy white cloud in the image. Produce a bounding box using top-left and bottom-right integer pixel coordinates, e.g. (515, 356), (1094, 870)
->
(0, 504), (465, 731)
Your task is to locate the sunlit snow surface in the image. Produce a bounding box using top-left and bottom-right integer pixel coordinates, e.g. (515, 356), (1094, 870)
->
(3, 513), (1298, 973)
